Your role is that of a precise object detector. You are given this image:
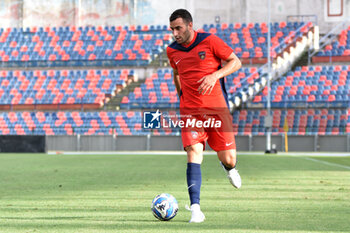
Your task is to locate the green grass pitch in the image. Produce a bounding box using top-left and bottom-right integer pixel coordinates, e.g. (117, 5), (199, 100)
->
(0, 152), (349, 232)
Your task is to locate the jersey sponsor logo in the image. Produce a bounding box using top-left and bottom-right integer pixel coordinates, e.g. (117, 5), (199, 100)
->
(198, 51), (206, 60)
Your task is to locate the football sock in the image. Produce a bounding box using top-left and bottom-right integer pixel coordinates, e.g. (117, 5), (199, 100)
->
(186, 163), (202, 205)
(222, 162), (236, 171)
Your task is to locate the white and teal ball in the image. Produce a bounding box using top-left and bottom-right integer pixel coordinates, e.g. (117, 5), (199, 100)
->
(151, 193), (178, 221)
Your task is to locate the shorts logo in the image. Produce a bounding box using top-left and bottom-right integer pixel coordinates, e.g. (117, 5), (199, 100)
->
(198, 51), (206, 60)
(143, 110), (162, 129)
(226, 142), (234, 146)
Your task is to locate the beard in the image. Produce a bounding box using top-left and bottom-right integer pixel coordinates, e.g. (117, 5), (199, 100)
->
(175, 27), (192, 45)
(182, 29), (192, 44)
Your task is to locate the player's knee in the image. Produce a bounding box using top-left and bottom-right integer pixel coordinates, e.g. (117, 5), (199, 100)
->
(185, 143), (203, 154)
(219, 150), (237, 168)
(186, 146), (201, 158)
(225, 158), (236, 168)
(186, 144), (204, 163)
(222, 158), (235, 168)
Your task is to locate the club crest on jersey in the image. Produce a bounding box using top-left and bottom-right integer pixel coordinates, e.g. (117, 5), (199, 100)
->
(198, 51), (206, 60)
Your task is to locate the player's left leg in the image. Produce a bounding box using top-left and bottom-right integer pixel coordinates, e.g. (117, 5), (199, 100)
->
(217, 149), (241, 188)
(207, 126), (242, 189)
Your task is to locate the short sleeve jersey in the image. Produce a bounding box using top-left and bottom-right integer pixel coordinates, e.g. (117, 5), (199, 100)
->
(166, 31), (234, 109)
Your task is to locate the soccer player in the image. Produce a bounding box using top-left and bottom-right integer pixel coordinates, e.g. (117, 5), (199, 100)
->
(167, 9), (242, 223)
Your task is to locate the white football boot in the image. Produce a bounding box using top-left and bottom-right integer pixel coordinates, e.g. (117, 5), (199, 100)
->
(186, 204), (205, 223)
(220, 162), (241, 189)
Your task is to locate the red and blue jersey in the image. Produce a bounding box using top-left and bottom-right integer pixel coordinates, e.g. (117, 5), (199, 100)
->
(166, 31), (234, 109)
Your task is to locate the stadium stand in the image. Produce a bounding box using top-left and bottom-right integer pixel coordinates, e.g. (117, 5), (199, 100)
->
(0, 111), (179, 136)
(0, 22), (313, 68)
(0, 25), (171, 67)
(0, 108), (348, 136)
(120, 69), (178, 109)
(233, 108), (348, 135)
(250, 65), (350, 108)
(0, 69), (135, 110)
(0, 21), (343, 138)
(202, 21), (313, 64)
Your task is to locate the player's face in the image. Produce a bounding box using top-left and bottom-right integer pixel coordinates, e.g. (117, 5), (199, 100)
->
(170, 18), (193, 45)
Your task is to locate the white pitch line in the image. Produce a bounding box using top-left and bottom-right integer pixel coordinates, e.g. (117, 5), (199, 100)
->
(278, 152), (350, 157)
(303, 157), (350, 170)
(48, 150), (350, 157)
(47, 151), (188, 156)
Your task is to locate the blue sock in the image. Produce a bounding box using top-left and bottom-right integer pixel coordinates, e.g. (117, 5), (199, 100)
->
(186, 163), (202, 205)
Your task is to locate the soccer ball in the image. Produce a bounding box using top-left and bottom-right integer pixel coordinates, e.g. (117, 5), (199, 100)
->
(151, 193), (178, 221)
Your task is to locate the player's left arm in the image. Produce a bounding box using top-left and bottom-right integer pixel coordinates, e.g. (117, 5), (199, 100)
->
(197, 52), (241, 95)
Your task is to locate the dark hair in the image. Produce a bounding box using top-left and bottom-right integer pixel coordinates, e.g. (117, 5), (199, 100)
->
(169, 9), (193, 24)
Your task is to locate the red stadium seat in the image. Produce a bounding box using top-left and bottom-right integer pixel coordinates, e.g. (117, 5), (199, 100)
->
(79, 50), (86, 56)
(49, 54), (56, 61)
(21, 54), (30, 61)
(66, 97), (75, 104)
(279, 21), (287, 28)
(242, 51), (250, 58)
(221, 23), (228, 30)
(20, 45), (28, 52)
(88, 54), (96, 60)
(129, 25), (136, 31)
(328, 95), (335, 102)
(307, 95), (315, 102)
(2, 55), (9, 62)
(253, 95), (262, 102)
(92, 35), (99, 41)
(209, 28), (217, 34)
(62, 54), (70, 61)
(87, 45), (95, 51)
(10, 41), (17, 48)
(234, 23), (241, 29)
(115, 53), (123, 60)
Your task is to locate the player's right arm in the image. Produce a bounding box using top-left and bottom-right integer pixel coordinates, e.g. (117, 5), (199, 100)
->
(167, 47), (181, 96)
(173, 69), (181, 97)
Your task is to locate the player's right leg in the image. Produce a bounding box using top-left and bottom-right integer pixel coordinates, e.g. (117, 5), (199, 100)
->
(185, 143), (205, 223)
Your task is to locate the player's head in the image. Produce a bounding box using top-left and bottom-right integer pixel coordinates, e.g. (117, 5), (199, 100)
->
(169, 9), (194, 45)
